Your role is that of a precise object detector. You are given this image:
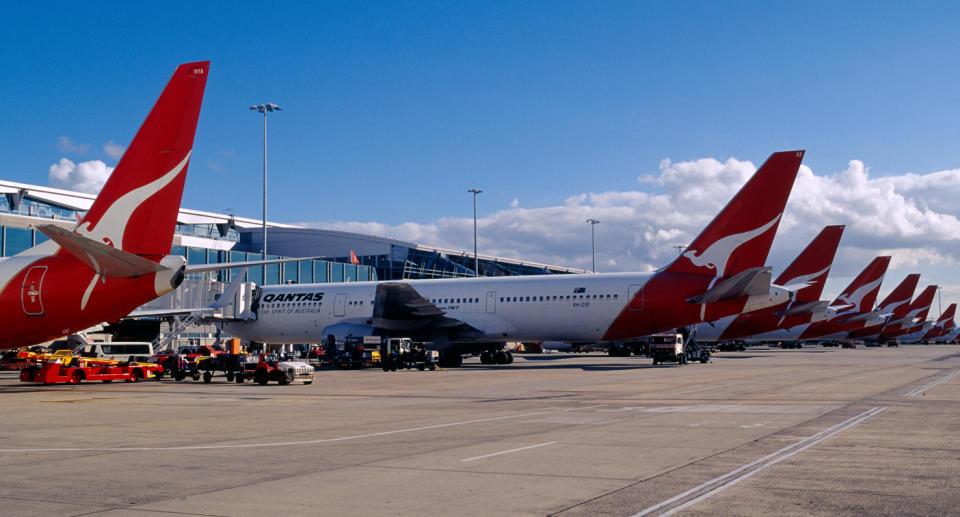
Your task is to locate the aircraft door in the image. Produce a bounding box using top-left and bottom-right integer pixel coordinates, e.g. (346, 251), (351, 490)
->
(486, 291), (496, 313)
(627, 284), (644, 312)
(334, 293), (347, 317)
(21, 266), (47, 316)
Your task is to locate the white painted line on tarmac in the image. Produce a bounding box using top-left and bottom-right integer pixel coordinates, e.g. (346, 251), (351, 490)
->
(461, 441), (557, 462)
(0, 405), (605, 454)
(904, 369), (960, 397)
(633, 406), (887, 517)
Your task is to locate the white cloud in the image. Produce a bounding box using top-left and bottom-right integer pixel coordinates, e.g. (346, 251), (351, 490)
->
(48, 158), (113, 194)
(57, 136), (91, 154)
(509, 197), (519, 208)
(300, 155), (960, 302)
(103, 140), (124, 159)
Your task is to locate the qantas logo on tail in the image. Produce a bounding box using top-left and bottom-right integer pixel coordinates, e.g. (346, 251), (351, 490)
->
(73, 152), (190, 311)
(836, 275), (883, 311)
(780, 265), (831, 290)
(75, 152), (191, 252)
(682, 214), (781, 277)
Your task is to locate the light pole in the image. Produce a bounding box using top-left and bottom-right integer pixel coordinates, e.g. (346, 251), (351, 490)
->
(468, 189), (482, 276)
(249, 103), (281, 285)
(586, 219), (600, 273)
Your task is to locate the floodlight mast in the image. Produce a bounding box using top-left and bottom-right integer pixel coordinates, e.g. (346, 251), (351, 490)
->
(249, 103), (282, 285)
(468, 189), (482, 277)
(586, 219), (600, 273)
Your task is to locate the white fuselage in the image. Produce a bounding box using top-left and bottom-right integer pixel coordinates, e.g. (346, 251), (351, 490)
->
(223, 273), (654, 344)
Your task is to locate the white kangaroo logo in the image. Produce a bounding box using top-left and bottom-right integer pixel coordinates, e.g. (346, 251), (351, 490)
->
(835, 275), (883, 312)
(683, 214), (780, 277)
(76, 152), (191, 252)
(780, 265), (830, 291)
(75, 152), (191, 310)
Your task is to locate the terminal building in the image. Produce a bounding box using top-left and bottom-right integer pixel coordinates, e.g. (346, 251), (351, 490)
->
(1, 179), (583, 347)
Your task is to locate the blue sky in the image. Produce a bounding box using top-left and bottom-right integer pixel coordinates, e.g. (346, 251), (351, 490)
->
(3, 1), (960, 304)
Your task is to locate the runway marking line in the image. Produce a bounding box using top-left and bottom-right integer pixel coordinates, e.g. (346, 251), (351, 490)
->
(0, 405), (605, 454)
(904, 369), (960, 397)
(633, 406), (887, 517)
(461, 441), (557, 462)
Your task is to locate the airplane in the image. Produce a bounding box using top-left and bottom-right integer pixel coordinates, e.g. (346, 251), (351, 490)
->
(876, 285), (938, 343)
(915, 303), (956, 343)
(218, 150), (806, 366)
(846, 274), (921, 340)
(691, 224), (844, 343)
(0, 62), (211, 351)
(778, 255), (892, 342)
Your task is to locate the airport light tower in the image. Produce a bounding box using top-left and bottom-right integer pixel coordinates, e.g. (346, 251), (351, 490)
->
(468, 188), (482, 277)
(249, 103), (281, 285)
(586, 218), (600, 273)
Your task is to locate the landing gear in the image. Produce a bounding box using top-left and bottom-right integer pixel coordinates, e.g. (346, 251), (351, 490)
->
(481, 349), (514, 365)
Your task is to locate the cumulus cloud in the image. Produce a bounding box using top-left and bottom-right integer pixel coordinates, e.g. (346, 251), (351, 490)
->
(57, 136), (91, 154)
(48, 158), (113, 194)
(301, 155), (960, 301)
(103, 140), (124, 159)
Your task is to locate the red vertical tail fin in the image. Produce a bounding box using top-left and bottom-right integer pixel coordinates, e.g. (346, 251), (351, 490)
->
(774, 225), (844, 302)
(663, 150), (804, 277)
(908, 285), (939, 322)
(74, 61), (210, 259)
(878, 274), (921, 317)
(937, 303), (956, 326)
(831, 256), (890, 312)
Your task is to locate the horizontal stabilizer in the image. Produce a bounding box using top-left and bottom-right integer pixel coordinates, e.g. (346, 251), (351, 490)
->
(686, 267), (771, 304)
(776, 300), (830, 317)
(886, 316), (915, 327)
(840, 310), (882, 323)
(38, 224), (168, 278)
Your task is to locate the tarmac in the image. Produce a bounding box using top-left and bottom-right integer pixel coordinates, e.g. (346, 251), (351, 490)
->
(0, 344), (958, 516)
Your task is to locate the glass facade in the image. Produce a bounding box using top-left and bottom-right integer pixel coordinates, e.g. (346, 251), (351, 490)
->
(3, 227), (33, 256)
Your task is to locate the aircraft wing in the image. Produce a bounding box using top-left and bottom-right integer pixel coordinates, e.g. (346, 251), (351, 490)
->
(373, 283), (446, 319)
(686, 267), (772, 304)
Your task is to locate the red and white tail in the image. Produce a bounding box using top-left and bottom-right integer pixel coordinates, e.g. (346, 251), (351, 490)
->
(774, 225), (844, 303)
(664, 150), (804, 277)
(72, 61), (210, 260)
(935, 303), (956, 328)
(831, 256), (890, 312)
(907, 285), (939, 322)
(877, 274), (921, 317)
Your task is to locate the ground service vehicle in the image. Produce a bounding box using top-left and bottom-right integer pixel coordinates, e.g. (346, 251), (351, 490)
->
(20, 353), (161, 384)
(235, 354), (314, 385)
(80, 341), (154, 362)
(648, 333), (710, 365)
(379, 338), (438, 371)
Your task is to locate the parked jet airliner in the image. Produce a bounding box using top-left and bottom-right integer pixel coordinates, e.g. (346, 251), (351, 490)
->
(221, 151), (805, 366)
(0, 62), (211, 350)
(733, 255), (891, 344)
(691, 225), (844, 343)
